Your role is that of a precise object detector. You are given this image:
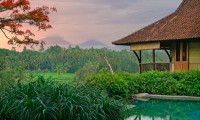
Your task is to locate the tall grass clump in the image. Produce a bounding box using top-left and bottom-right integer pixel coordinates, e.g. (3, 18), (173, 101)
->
(0, 70), (15, 89)
(0, 76), (126, 120)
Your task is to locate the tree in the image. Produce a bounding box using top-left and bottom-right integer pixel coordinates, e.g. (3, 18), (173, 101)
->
(0, 0), (56, 45)
(55, 63), (68, 74)
(75, 62), (101, 80)
(39, 41), (45, 52)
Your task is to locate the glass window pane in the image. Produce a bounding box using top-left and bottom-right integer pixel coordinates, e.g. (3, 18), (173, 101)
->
(182, 41), (187, 61)
(176, 41), (180, 61)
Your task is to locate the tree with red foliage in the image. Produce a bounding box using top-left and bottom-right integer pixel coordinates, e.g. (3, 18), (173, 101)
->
(0, 0), (56, 45)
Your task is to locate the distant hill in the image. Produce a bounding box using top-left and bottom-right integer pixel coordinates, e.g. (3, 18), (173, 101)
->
(78, 39), (129, 51)
(78, 40), (107, 49)
(39, 36), (129, 51)
(41, 36), (73, 48)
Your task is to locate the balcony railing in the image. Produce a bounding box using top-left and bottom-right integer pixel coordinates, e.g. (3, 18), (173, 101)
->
(140, 63), (170, 73)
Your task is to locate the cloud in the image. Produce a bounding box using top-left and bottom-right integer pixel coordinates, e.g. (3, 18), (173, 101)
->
(1, 0), (183, 49)
(84, 0), (140, 9)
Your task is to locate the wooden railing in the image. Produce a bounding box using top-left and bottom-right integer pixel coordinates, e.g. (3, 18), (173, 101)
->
(140, 63), (170, 73)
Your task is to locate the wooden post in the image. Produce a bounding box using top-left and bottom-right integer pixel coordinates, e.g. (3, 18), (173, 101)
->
(164, 48), (172, 62)
(133, 50), (142, 73)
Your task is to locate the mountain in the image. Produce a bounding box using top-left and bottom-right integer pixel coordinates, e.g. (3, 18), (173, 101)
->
(40, 36), (73, 47)
(78, 40), (129, 51)
(78, 40), (107, 49)
(39, 36), (129, 51)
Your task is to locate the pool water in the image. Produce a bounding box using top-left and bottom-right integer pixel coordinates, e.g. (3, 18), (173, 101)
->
(127, 99), (200, 120)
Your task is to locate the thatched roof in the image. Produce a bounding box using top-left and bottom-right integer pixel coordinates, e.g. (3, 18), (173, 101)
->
(112, 0), (200, 45)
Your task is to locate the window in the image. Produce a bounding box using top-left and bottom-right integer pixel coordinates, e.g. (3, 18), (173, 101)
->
(176, 41), (180, 61)
(182, 41), (187, 61)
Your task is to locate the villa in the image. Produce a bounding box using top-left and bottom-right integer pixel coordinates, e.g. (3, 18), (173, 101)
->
(112, 0), (200, 73)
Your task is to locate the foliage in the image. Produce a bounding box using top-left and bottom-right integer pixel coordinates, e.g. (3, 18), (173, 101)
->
(0, 77), (126, 120)
(136, 71), (200, 96)
(75, 62), (101, 80)
(13, 63), (26, 83)
(39, 41), (45, 52)
(85, 72), (138, 99)
(0, 0), (56, 45)
(85, 71), (200, 98)
(55, 63), (68, 74)
(0, 70), (15, 89)
(0, 66), (27, 89)
(0, 46), (139, 73)
(2, 70), (75, 90)
(135, 71), (177, 95)
(177, 71), (200, 96)
(29, 72), (75, 83)
(0, 46), (170, 74)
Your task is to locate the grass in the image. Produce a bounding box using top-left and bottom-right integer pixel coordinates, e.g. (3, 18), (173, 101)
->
(0, 70), (128, 119)
(0, 77), (126, 120)
(1, 70), (75, 88)
(26, 72), (75, 83)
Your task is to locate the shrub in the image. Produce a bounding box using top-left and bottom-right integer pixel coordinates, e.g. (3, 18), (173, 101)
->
(136, 71), (177, 95)
(0, 77), (126, 120)
(178, 71), (200, 96)
(133, 71), (200, 96)
(85, 70), (200, 98)
(85, 72), (139, 99)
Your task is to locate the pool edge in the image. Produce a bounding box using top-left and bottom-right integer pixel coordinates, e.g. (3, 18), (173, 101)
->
(132, 93), (200, 101)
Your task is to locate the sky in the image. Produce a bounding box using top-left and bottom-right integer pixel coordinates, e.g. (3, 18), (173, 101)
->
(0, 0), (182, 50)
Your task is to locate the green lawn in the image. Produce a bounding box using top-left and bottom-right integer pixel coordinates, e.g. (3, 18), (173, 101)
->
(26, 72), (75, 83)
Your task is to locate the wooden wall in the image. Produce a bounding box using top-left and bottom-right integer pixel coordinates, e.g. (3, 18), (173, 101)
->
(189, 39), (200, 70)
(170, 41), (176, 71)
(130, 42), (160, 51)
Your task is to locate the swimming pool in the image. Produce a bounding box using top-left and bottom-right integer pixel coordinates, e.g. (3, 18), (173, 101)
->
(127, 99), (200, 120)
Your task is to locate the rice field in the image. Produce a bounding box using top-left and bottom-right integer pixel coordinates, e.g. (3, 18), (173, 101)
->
(26, 72), (75, 83)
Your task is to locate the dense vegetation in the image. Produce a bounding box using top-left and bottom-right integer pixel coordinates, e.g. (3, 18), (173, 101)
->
(0, 46), (137, 73)
(1, 69), (200, 119)
(0, 76), (126, 120)
(0, 46), (169, 75)
(1, 46), (197, 119)
(0, 70), (15, 89)
(85, 71), (200, 98)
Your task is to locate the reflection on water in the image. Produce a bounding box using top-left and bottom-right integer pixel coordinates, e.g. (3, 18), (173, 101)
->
(127, 99), (200, 120)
